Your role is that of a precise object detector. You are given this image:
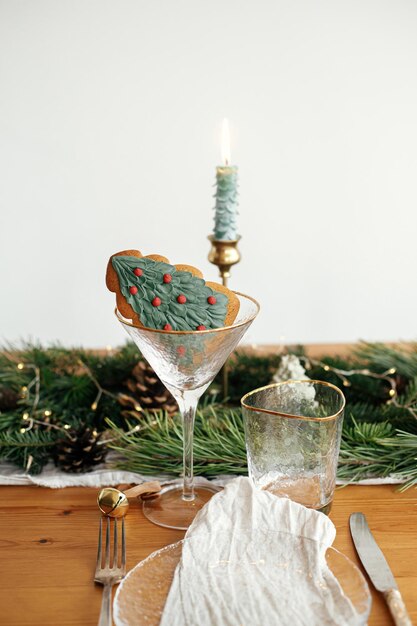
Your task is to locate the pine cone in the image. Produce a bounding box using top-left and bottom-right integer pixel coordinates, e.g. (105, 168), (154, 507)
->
(0, 386), (19, 411)
(119, 361), (178, 417)
(54, 426), (107, 473)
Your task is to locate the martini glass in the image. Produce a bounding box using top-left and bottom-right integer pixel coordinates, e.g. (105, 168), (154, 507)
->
(116, 292), (259, 530)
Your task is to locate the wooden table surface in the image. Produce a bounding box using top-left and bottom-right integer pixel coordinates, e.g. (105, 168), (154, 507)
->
(0, 483), (415, 626)
(1, 343), (416, 624)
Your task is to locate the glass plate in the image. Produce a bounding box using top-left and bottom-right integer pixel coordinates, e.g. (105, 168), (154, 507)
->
(114, 530), (371, 626)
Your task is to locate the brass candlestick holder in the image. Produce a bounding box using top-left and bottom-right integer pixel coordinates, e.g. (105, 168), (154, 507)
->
(208, 235), (242, 398)
(208, 236), (241, 288)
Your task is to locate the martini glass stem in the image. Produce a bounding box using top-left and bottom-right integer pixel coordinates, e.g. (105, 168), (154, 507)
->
(177, 391), (198, 502)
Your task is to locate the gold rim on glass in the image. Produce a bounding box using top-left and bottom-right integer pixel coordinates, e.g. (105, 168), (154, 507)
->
(241, 380), (346, 422)
(114, 291), (260, 335)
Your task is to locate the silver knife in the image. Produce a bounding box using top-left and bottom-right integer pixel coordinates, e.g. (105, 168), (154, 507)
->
(350, 512), (413, 626)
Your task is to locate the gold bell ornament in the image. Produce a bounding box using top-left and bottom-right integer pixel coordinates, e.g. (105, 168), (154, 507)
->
(97, 487), (129, 518)
(97, 481), (161, 517)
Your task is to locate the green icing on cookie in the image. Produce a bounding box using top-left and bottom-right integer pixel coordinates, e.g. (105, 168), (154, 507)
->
(112, 256), (229, 331)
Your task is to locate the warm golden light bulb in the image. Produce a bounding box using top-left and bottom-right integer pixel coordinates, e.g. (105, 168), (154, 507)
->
(17, 363), (24, 370)
(221, 118), (231, 165)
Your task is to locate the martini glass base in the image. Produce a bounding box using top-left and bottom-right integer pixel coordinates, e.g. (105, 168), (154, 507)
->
(142, 484), (221, 530)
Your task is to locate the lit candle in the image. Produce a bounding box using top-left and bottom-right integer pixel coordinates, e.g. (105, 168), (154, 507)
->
(213, 119), (239, 241)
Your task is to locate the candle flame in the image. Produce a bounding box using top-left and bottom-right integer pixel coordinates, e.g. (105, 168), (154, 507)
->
(221, 118), (231, 165)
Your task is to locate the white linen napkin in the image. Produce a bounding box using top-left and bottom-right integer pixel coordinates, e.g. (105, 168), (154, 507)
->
(159, 477), (365, 626)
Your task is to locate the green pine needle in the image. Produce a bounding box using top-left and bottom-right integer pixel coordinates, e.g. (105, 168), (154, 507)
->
(108, 407), (247, 477)
(0, 430), (56, 474)
(338, 419), (417, 490)
(355, 341), (417, 378)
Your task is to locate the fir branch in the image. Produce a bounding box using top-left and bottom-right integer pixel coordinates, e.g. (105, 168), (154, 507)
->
(108, 407), (247, 477)
(354, 342), (417, 378)
(47, 374), (96, 408)
(0, 411), (23, 431)
(1, 341), (417, 482)
(0, 430), (57, 474)
(108, 407), (417, 489)
(218, 352), (281, 403)
(81, 345), (139, 387)
(342, 401), (417, 433)
(338, 420), (417, 490)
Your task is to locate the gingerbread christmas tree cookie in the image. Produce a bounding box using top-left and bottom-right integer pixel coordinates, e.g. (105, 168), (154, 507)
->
(106, 249), (239, 331)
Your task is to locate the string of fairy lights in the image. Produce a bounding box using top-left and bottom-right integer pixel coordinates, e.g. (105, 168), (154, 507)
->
(302, 356), (417, 420)
(302, 356), (397, 393)
(14, 359), (148, 461)
(16, 356), (416, 426)
(16, 362), (72, 435)
(16, 356), (126, 434)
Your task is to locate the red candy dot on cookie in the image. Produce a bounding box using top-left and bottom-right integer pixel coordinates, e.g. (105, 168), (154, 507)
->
(207, 296), (217, 305)
(163, 323), (172, 331)
(152, 297), (162, 307)
(163, 273), (172, 284)
(133, 268), (143, 277)
(196, 325), (206, 331)
(177, 346), (186, 357)
(129, 286), (138, 295)
(177, 295), (187, 304)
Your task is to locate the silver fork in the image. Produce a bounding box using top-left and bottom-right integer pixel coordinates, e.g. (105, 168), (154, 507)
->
(94, 516), (126, 626)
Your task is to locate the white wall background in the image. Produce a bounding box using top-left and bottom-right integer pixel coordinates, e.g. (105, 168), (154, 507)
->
(1, 0), (416, 347)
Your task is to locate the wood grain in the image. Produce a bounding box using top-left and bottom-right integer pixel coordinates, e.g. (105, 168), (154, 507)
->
(0, 484), (415, 625)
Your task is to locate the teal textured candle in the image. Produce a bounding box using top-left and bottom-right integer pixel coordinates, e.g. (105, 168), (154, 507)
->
(213, 165), (239, 240)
